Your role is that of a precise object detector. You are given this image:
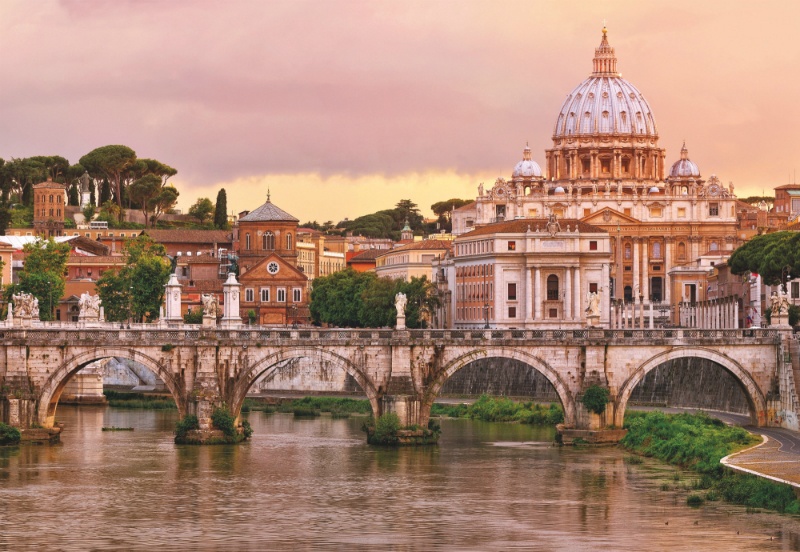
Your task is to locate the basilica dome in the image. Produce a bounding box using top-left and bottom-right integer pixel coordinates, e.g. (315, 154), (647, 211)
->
(552, 28), (658, 139)
(512, 144), (543, 178)
(669, 143), (701, 178)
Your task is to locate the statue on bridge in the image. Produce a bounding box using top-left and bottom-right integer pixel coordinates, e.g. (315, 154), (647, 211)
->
(201, 294), (219, 318)
(585, 291), (601, 317)
(395, 292), (407, 317)
(12, 292), (36, 319)
(770, 289), (792, 327)
(79, 292), (102, 320)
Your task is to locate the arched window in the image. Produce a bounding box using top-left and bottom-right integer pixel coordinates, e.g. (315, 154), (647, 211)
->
(678, 242), (686, 260)
(547, 275), (559, 301)
(624, 286), (633, 302)
(245, 233), (251, 250)
(624, 243), (632, 260)
(49, 194), (53, 203)
(262, 231), (275, 250)
(652, 242), (662, 259)
(286, 233), (292, 250)
(710, 241), (719, 251)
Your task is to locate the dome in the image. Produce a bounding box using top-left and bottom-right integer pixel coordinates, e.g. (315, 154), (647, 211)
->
(554, 186), (566, 194)
(669, 142), (701, 178)
(553, 28), (658, 139)
(512, 144), (543, 178)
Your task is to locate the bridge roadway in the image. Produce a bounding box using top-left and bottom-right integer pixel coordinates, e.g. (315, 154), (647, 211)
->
(0, 325), (788, 437)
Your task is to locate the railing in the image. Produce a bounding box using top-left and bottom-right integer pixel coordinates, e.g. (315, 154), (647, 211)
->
(0, 325), (782, 344)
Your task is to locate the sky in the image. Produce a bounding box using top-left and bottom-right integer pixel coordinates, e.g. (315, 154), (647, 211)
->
(1, 0), (799, 223)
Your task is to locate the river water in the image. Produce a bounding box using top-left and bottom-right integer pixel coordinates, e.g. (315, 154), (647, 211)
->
(2, 406), (800, 551)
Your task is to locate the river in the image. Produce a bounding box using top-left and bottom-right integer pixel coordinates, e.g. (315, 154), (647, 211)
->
(1, 406), (800, 550)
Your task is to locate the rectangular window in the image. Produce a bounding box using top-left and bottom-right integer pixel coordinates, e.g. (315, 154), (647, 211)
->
(677, 207), (686, 218)
(623, 208), (631, 216)
(589, 283), (598, 293)
(624, 266), (632, 271)
(507, 241), (516, 251)
(709, 203), (719, 216)
(508, 306), (516, 318)
(293, 288), (302, 302)
(549, 308), (558, 318)
(792, 282), (799, 299)
(507, 283), (517, 301)
(583, 208), (591, 217)
(260, 288), (270, 302)
(650, 207), (662, 217)
(589, 241), (598, 251)
(277, 288), (286, 302)
(245, 288), (254, 302)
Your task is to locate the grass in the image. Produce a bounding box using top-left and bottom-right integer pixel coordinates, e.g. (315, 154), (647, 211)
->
(104, 390), (177, 410)
(622, 411), (800, 515)
(430, 395), (564, 426)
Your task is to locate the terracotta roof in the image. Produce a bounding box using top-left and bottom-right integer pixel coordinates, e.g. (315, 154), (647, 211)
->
(376, 239), (452, 257)
(141, 229), (232, 244)
(239, 198), (299, 222)
(67, 255), (125, 264)
(459, 218), (607, 237)
(349, 249), (383, 261)
(453, 202), (476, 212)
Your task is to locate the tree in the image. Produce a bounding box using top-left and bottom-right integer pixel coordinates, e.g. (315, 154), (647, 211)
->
(214, 188), (228, 229)
(79, 145), (137, 220)
(431, 198), (474, 231)
(129, 174), (179, 227)
(6, 238), (70, 321)
(310, 269), (376, 327)
(97, 235), (171, 322)
(188, 197), (214, 225)
(729, 231), (800, 287)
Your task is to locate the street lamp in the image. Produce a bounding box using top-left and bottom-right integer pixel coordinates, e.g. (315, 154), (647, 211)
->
(47, 280), (52, 322)
(782, 266), (792, 294)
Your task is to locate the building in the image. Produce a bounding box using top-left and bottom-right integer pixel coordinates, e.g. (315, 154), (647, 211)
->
(447, 218), (610, 329)
(233, 194), (308, 325)
(346, 249), (382, 272)
(32, 178), (67, 237)
(775, 184), (800, 221)
(374, 239), (452, 282)
(452, 28), (742, 310)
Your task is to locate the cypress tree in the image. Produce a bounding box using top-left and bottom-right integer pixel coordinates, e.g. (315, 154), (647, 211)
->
(214, 188), (228, 229)
(68, 184), (79, 206)
(99, 178), (111, 205)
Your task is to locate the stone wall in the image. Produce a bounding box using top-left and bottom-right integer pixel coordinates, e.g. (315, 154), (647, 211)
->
(440, 358), (560, 401)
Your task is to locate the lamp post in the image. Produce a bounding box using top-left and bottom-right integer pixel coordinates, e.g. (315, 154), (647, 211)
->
(47, 280), (52, 322)
(782, 265), (792, 294)
(128, 286), (133, 329)
(291, 304), (298, 329)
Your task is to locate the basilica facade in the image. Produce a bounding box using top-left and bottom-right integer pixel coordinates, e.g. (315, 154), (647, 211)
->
(449, 28), (741, 328)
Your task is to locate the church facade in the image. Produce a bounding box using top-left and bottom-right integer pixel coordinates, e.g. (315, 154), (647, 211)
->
(452, 28), (740, 323)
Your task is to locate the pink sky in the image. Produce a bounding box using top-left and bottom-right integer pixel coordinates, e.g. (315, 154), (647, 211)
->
(1, 1), (799, 222)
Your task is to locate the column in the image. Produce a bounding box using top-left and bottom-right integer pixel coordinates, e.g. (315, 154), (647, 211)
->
(164, 273), (183, 323)
(632, 238), (640, 300)
(734, 298), (739, 329)
(534, 268), (542, 320)
(616, 235), (623, 300)
(664, 239), (672, 304)
(564, 269), (572, 322)
(601, 263), (610, 327)
(573, 267), (581, 321)
(642, 240), (649, 302)
(221, 273), (242, 328)
(526, 268), (533, 322)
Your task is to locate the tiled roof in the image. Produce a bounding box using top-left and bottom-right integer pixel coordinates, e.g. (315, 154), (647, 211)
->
(142, 229), (232, 244)
(453, 202), (476, 212)
(349, 249), (383, 261)
(239, 198), (299, 222)
(376, 240), (452, 257)
(459, 218), (607, 237)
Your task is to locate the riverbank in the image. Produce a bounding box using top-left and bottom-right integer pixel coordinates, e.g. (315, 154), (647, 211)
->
(622, 411), (800, 514)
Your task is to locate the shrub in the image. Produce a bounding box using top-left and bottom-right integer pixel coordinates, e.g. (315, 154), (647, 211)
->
(210, 408), (237, 437)
(175, 415), (199, 441)
(371, 413), (401, 445)
(241, 420), (253, 439)
(0, 422), (21, 445)
(686, 494), (704, 507)
(581, 385), (610, 415)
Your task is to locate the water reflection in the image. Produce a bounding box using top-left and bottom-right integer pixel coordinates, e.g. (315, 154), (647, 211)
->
(0, 406), (798, 550)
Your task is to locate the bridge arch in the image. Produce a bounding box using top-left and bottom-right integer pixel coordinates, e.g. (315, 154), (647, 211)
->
(232, 347), (380, 419)
(615, 347), (768, 427)
(425, 347), (577, 427)
(37, 348), (185, 427)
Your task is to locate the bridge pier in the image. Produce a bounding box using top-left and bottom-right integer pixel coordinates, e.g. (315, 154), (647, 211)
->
(382, 395), (428, 428)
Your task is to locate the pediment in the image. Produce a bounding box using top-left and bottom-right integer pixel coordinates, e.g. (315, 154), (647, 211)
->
(582, 207), (640, 225)
(239, 253), (307, 282)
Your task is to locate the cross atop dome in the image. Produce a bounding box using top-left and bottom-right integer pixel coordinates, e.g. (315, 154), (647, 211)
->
(592, 26), (619, 77)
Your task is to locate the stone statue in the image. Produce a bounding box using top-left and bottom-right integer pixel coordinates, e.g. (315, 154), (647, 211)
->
(395, 292), (407, 317)
(478, 182), (484, 196)
(770, 291), (781, 316)
(12, 292), (36, 318)
(201, 294), (219, 318)
(773, 289), (791, 316)
(79, 171), (91, 193)
(79, 292), (101, 318)
(585, 291), (601, 317)
(546, 213), (561, 237)
(31, 297), (39, 319)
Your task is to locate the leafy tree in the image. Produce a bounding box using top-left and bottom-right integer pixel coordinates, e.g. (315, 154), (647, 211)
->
(729, 231), (800, 287)
(129, 174), (179, 227)
(184, 307), (204, 324)
(68, 183), (79, 206)
(188, 197), (214, 224)
(97, 235), (171, 322)
(431, 198), (474, 231)
(6, 238), (70, 321)
(0, 206), (11, 235)
(740, 196), (774, 206)
(99, 178), (111, 206)
(2, 157), (47, 206)
(214, 188), (228, 229)
(79, 145), (137, 220)
(581, 385), (610, 415)
(310, 269), (376, 327)
(394, 199), (424, 231)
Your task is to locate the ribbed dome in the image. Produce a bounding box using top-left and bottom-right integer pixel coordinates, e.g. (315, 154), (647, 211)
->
(553, 28), (658, 139)
(512, 144), (543, 178)
(669, 142), (700, 178)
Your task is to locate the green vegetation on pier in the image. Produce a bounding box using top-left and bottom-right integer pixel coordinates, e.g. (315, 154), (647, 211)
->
(622, 411), (800, 514)
(104, 390), (177, 410)
(0, 422), (21, 445)
(431, 395), (564, 426)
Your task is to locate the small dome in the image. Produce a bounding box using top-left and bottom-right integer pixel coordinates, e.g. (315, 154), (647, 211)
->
(669, 142), (700, 178)
(649, 185), (660, 194)
(512, 144), (543, 178)
(554, 185), (566, 194)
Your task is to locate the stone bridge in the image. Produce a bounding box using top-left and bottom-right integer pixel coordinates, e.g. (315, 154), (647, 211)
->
(0, 326), (794, 437)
